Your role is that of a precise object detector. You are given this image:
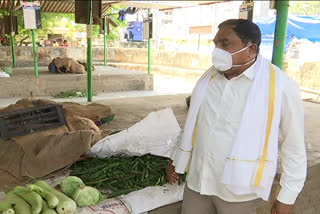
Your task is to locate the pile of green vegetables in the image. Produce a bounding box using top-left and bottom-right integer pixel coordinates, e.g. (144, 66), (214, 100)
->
(53, 90), (96, 99)
(1, 154), (185, 213)
(60, 176), (103, 207)
(70, 154), (186, 198)
(0, 177), (103, 214)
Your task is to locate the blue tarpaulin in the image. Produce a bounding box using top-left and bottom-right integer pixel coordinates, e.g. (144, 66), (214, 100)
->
(254, 14), (320, 60)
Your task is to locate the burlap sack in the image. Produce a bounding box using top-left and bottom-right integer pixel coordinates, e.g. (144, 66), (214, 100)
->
(66, 116), (100, 132)
(0, 99), (114, 123)
(0, 98), (35, 113)
(0, 99), (114, 190)
(0, 130), (97, 190)
(62, 102), (114, 122)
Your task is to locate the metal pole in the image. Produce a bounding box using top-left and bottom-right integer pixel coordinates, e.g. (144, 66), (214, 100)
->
(147, 10), (151, 74)
(87, 0), (93, 102)
(32, 29), (38, 77)
(10, 12), (16, 67)
(271, 0), (289, 69)
(104, 16), (107, 66)
(148, 37), (151, 74)
(29, 0), (39, 77)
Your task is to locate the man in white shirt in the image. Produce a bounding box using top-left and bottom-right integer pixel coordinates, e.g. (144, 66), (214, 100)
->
(167, 19), (307, 214)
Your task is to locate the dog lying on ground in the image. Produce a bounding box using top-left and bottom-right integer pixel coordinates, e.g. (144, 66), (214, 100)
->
(53, 57), (86, 74)
(48, 57), (96, 74)
(77, 61), (95, 72)
(51, 57), (86, 74)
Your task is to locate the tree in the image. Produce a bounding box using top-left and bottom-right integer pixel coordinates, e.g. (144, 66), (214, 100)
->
(103, 4), (127, 40)
(1, 4), (127, 46)
(15, 11), (74, 46)
(289, 1), (320, 15)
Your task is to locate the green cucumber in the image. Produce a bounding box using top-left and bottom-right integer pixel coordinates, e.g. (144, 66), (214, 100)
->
(34, 181), (76, 214)
(13, 186), (42, 214)
(0, 200), (14, 212)
(2, 208), (15, 214)
(28, 185), (59, 209)
(6, 192), (32, 214)
(40, 200), (57, 214)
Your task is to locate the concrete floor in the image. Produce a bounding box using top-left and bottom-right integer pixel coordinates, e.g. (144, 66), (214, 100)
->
(0, 66), (153, 97)
(0, 65), (197, 107)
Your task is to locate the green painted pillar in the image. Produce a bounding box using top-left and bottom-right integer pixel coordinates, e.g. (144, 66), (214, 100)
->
(32, 29), (38, 77)
(271, 0), (289, 69)
(29, 0), (38, 77)
(148, 38), (151, 74)
(10, 12), (16, 68)
(147, 10), (151, 74)
(87, 0), (93, 102)
(104, 16), (107, 66)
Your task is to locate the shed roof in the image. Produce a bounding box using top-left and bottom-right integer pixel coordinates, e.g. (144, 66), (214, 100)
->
(0, 0), (226, 13)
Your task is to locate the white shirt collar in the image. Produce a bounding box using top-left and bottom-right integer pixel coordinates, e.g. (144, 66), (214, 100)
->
(216, 60), (257, 81)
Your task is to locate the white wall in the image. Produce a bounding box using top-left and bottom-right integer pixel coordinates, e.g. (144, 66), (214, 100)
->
(121, 1), (275, 52)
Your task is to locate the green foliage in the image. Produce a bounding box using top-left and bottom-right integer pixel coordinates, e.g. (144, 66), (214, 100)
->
(290, 1), (320, 15)
(53, 90), (96, 98)
(14, 11), (75, 44)
(1, 4), (128, 44)
(108, 5), (127, 38)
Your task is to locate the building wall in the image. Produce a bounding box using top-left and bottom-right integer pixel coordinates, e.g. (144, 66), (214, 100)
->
(0, 46), (211, 70)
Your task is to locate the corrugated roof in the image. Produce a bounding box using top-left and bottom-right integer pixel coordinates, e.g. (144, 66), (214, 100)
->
(117, 1), (226, 10)
(0, 0), (226, 13)
(0, 0), (117, 13)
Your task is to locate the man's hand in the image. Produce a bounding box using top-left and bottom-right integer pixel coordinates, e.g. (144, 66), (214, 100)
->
(166, 160), (179, 184)
(271, 200), (294, 214)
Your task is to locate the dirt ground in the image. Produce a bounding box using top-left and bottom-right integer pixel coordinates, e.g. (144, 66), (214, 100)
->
(98, 94), (190, 132)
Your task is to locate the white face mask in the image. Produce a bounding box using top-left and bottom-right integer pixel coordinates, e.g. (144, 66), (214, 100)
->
(211, 44), (255, 72)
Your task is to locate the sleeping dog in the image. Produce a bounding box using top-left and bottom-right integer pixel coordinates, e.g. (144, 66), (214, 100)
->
(52, 57), (86, 74)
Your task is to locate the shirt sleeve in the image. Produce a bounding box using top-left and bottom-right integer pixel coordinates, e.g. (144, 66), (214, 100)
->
(277, 77), (307, 205)
(170, 130), (183, 160)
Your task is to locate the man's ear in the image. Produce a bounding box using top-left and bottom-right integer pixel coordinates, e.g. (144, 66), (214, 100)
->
(249, 44), (258, 58)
